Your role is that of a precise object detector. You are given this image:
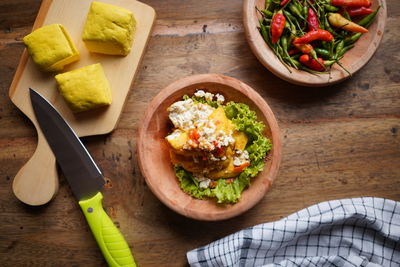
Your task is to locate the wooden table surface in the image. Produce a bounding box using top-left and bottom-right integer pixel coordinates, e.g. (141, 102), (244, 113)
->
(0, 0), (399, 266)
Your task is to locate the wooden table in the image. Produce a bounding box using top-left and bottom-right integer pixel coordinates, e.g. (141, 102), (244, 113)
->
(0, 0), (399, 266)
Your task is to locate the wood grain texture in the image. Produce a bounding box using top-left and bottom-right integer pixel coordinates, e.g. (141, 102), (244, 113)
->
(137, 74), (282, 221)
(243, 0), (387, 86)
(0, 0), (399, 266)
(9, 0), (155, 206)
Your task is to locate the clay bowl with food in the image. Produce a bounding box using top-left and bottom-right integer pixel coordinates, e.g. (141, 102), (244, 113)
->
(243, 0), (387, 87)
(137, 74), (281, 221)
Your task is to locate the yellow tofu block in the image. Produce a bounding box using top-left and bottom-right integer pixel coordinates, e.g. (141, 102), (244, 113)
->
(166, 129), (189, 150)
(82, 1), (136, 56)
(233, 131), (248, 151)
(208, 158), (237, 179)
(23, 24), (79, 72)
(55, 63), (112, 113)
(209, 107), (234, 134)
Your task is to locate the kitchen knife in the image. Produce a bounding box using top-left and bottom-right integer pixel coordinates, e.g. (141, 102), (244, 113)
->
(29, 88), (136, 267)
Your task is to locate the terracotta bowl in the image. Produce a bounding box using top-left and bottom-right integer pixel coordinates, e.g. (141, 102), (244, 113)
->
(137, 74), (282, 221)
(243, 0), (387, 87)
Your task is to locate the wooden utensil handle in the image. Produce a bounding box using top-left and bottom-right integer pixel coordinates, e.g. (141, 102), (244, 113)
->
(12, 130), (59, 206)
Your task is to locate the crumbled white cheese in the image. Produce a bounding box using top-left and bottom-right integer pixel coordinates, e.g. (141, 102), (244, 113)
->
(193, 173), (211, 188)
(194, 90), (206, 98)
(168, 99), (214, 131)
(216, 94), (225, 104)
(233, 150), (250, 166)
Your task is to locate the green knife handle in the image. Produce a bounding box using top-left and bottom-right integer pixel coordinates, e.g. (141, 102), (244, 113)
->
(79, 192), (136, 267)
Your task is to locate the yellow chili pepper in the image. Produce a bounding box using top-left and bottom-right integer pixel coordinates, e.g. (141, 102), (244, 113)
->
(328, 13), (368, 33)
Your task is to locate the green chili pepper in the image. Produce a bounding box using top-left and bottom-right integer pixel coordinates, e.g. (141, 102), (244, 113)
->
(344, 33), (362, 45)
(324, 60), (336, 67)
(285, 21), (291, 30)
(324, 4), (339, 12)
(289, 3), (304, 19)
(261, 9), (273, 18)
(335, 40), (344, 59)
(315, 48), (331, 59)
(260, 24), (271, 44)
(303, 4), (309, 20)
(337, 44), (355, 58)
(281, 35), (288, 51)
(358, 6), (381, 27)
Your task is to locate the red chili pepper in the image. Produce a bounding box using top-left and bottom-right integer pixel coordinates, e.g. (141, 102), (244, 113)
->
(189, 129), (200, 141)
(299, 54), (325, 71)
(331, 0), (371, 7)
(293, 29), (334, 44)
(346, 6), (374, 16)
(288, 48), (300, 55)
(233, 162), (250, 173)
(280, 0), (291, 6)
(271, 11), (286, 43)
(307, 7), (319, 31)
(294, 43), (314, 54)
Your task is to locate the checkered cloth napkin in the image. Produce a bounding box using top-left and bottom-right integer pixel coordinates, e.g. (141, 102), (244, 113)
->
(187, 198), (400, 267)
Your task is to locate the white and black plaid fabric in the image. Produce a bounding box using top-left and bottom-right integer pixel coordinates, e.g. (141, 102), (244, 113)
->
(187, 198), (400, 267)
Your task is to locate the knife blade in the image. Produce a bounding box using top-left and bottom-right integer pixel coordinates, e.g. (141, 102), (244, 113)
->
(30, 88), (136, 267)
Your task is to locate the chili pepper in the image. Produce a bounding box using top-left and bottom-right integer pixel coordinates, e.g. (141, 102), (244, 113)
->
(293, 43), (324, 68)
(357, 6), (380, 27)
(281, 35), (288, 51)
(324, 60), (336, 67)
(261, 9), (274, 18)
(337, 44), (355, 57)
(346, 6), (374, 16)
(288, 2), (304, 19)
(303, 4), (309, 19)
(299, 54), (325, 71)
(328, 13), (368, 33)
(344, 32), (362, 45)
(280, 0), (291, 6)
(271, 11), (286, 43)
(294, 43), (314, 54)
(288, 48), (300, 55)
(331, 0), (371, 7)
(314, 48), (330, 58)
(189, 129), (200, 143)
(334, 40), (344, 58)
(293, 29), (334, 44)
(324, 4), (339, 12)
(307, 7), (320, 31)
(260, 23), (270, 44)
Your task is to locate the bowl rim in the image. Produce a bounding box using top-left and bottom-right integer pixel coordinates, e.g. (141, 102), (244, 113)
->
(242, 0), (387, 87)
(137, 73), (282, 221)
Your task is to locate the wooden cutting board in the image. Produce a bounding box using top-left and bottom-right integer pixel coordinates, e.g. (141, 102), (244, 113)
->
(9, 0), (156, 206)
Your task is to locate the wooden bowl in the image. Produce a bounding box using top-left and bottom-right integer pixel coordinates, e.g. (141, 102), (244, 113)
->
(243, 0), (387, 87)
(137, 74), (282, 221)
